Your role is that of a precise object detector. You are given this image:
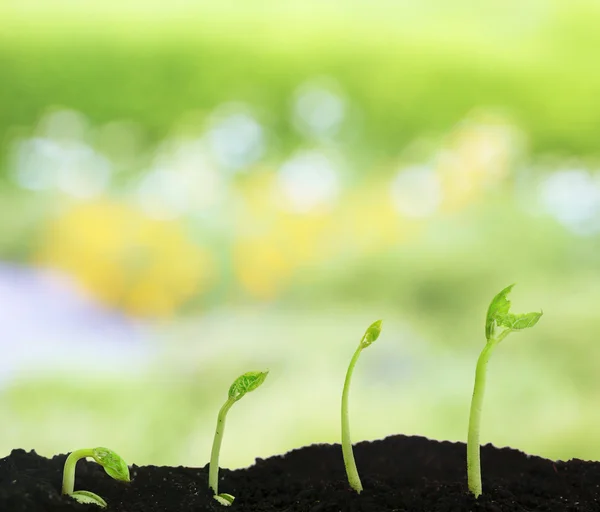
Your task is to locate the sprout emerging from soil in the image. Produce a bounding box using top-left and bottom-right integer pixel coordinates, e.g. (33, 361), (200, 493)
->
(341, 320), (383, 493)
(62, 447), (130, 508)
(209, 370), (269, 505)
(467, 284), (542, 498)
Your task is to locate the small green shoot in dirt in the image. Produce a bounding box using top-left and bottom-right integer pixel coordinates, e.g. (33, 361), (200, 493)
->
(341, 320), (383, 493)
(209, 370), (269, 505)
(62, 447), (130, 508)
(467, 284), (542, 498)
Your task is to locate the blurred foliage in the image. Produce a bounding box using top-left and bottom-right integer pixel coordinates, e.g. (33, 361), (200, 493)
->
(1, 1), (600, 161)
(1, 110), (524, 315)
(2, 0), (600, 468)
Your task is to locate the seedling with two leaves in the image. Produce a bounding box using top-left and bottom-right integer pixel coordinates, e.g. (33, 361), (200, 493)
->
(467, 284), (542, 497)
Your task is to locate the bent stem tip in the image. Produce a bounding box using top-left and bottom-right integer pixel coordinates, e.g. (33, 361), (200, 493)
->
(342, 320), (383, 493)
(62, 446), (130, 508)
(209, 370), (269, 495)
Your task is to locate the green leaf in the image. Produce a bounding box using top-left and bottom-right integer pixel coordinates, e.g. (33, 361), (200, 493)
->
(360, 320), (383, 348)
(485, 284), (542, 341)
(92, 447), (130, 482)
(228, 370), (269, 401)
(214, 493), (236, 506)
(69, 490), (108, 508)
(485, 284), (514, 340)
(502, 312), (543, 331)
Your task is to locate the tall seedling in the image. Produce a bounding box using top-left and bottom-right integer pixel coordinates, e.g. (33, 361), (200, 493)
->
(467, 285), (542, 497)
(341, 320), (383, 493)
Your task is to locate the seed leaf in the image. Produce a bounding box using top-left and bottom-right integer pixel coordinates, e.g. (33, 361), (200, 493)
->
(70, 490), (108, 508)
(214, 493), (236, 506)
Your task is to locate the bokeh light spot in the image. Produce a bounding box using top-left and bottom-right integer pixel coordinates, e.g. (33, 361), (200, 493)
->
(276, 151), (340, 213)
(391, 165), (442, 218)
(539, 169), (600, 235)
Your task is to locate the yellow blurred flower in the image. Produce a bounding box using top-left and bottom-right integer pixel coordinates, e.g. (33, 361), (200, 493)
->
(231, 170), (333, 300)
(437, 111), (521, 211)
(331, 177), (423, 257)
(233, 237), (293, 301)
(36, 199), (214, 317)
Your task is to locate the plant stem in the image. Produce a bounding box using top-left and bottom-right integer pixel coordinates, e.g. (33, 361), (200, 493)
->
(341, 345), (364, 493)
(467, 340), (499, 498)
(62, 448), (95, 495)
(209, 397), (236, 495)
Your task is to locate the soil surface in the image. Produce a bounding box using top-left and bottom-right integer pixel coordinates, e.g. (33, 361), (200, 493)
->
(1, 435), (598, 511)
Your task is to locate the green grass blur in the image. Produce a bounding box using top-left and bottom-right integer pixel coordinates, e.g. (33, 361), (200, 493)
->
(2, 1), (600, 159)
(1, 0), (600, 470)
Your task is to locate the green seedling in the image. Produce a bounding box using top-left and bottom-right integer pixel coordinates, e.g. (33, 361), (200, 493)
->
(62, 447), (130, 508)
(209, 370), (269, 506)
(467, 284), (542, 498)
(341, 320), (383, 493)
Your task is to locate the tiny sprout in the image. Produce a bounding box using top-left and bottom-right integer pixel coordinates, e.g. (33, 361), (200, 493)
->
(62, 447), (130, 508)
(209, 370), (269, 504)
(467, 284), (542, 498)
(341, 320), (383, 493)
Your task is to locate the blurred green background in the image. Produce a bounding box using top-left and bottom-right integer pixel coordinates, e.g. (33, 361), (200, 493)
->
(2, 0), (600, 472)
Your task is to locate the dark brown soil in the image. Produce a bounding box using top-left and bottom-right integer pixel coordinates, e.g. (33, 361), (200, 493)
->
(1, 435), (598, 511)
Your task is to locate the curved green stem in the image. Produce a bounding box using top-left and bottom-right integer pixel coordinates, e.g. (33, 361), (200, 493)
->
(209, 397), (236, 495)
(62, 448), (95, 495)
(341, 345), (364, 493)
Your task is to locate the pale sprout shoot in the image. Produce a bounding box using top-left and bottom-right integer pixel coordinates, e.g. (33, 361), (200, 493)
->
(341, 320), (383, 493)
(62, 447), (130, 508)
(467, 284), (542, 498)
(209, 370), (269, 506)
